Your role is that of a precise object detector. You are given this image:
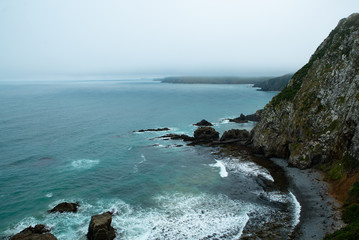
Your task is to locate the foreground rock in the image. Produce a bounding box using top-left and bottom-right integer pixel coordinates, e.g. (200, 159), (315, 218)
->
(49, 202), (79, 213)
(193, 119), (213, 126)
(87, 212), (116, 240)
(220, 129), (250, 143)
(136, 128), (170, 132)
(193, 127), (219, 143)
(229, 110), (262, 123)
(10, 225), (57, 240)
(251, 13), (359, 169)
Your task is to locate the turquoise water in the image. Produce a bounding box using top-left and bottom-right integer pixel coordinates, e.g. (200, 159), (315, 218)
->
(0, 80), (296, 239)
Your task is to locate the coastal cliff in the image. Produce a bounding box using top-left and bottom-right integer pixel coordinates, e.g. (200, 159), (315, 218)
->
(251, 13), (359, 169)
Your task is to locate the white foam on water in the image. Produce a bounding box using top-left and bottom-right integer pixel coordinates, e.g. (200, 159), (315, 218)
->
(209, 160), (228, 178)
(220, 157), (274, 182)
(254, 190), (290, 203)
(289, 192), (301, 228)
(46, 193), (53, 198)
(4, 194), (256, 240)
(71, 159), (99, 170)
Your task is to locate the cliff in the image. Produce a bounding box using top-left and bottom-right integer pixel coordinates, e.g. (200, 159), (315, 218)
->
(253, 73), (293, 91)
(251, 13), (359, 169)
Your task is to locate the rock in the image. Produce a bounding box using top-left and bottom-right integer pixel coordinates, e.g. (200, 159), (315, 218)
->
(87, 212), (116, 240)
(49, 202), (79, 213)
(10, 224), (57, 240)
(220, 129), (250, 142)
(136, 128), (170, 132)
(160, 134), (194, 142)
(194, 119), (213, 126)
(193, 127), (219, 142)
(251, 13), (359, 168)
(229, 110), (262, 123)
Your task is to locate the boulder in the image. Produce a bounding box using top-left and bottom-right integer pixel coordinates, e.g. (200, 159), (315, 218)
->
(194, 119), (213, 126)
(193, 127), (219, 142)
(49, 202), (79, 213)
(220, 129), (250, 142)
(10, 224), (57, 240)
(87, 212), (116, 240)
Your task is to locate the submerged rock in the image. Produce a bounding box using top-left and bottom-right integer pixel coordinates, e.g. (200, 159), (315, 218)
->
(194, 119), (213, 126)
(49, 202), (79, 213)
(87, 212), (116, 240)
(136, 128), (170, 132)
(193, 127), (219, 142)
(10, 224), (57, 240)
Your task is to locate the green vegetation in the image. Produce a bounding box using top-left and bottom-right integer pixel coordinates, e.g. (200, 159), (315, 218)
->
(343, 205), (359, 223)
(348, 181), (359, 203)
(327, 120), (340, 132)
(319, 154), (358, 181)
(155, 76), (271, 84)
(324, 221), (359, 240)
(253, 73), (293, 91)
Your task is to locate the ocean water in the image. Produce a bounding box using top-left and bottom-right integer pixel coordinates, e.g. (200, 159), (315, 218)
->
(0, 80), (298, 239)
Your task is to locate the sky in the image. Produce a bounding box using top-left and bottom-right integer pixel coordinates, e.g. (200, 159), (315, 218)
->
(0, 0), (358, 80)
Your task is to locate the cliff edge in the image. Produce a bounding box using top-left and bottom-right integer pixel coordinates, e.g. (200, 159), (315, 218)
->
(251, 13), (359, 169)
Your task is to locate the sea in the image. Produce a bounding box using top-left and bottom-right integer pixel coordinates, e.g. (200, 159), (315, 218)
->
(0, 79), (300, 239)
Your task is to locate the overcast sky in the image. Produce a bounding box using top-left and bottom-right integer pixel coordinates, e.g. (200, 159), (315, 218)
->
(0, 0), (358, 80)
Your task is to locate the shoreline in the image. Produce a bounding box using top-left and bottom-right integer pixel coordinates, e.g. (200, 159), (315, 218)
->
(270, 158), (344, 239)
(216, 144), (344, 239)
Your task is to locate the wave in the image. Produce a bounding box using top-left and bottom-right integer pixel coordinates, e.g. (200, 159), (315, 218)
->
(4, 193), (256, 240)
(71, 159), (100, 170)
(209, 160), (228, 178)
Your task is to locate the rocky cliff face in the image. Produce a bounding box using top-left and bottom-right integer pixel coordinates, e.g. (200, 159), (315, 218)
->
(252, 13), (359, 169)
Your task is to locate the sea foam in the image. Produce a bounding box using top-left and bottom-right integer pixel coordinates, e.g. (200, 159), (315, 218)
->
(210, 160), (228, 178)
(71, 159), (99, 170)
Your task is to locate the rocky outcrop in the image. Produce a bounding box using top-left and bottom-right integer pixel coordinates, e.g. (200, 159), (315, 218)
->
(10, 225), (57, 240)
(193, 127), (219, 143)
(49, 202), (79, 213)
(160, 133), (194, 141)
(194, 119), (213, 126)
(220, 129), (250, 142)
(229, 110), (262, 123)
(136, 128), (170, 132)
(251, 13), (359, 169)
(87, 212), (116, 240)
(253, 73), (293, 91)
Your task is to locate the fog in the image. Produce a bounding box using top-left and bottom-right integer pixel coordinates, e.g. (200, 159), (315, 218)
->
(0, 0), (358, 80)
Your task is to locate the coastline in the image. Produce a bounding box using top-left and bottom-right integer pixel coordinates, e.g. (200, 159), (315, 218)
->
(216, 144), (344, 239)
(271, 158), (344, 240)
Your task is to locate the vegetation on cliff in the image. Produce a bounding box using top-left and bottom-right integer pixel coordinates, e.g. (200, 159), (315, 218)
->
(253, 73), (293, 91)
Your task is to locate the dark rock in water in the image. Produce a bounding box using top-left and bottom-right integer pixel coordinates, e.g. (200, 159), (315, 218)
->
(220, 129), (250, 142)
(49, 202), (79, 213)
(10, 224), (57, 240)
(160, 134), (194, 142)
(193, 127), (219, 142)
(87, 212), (116, 240)
(136, 128), (170, 132)
(229, 110), (262, 123)
(194, 119), (213, 126)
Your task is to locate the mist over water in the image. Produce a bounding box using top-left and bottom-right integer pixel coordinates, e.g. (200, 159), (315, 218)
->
(0, 80), (299, 239)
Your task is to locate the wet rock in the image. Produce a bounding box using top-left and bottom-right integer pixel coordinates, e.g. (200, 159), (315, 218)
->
(160, 134), (194, 142)
(136, 128), (170, 132)
(193, 127), (219, 142)
(194, 119), (213, 126)
(87, 212), (116, 240)
(10, 224), (57, 240)
(220, 129), (250, 142)
(49, 202), (79, 213)
(228, 110), (262, 123)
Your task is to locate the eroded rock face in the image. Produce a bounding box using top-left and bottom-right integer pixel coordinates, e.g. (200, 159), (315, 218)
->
(10, 224), (57, 240)
(87, 212), (116, 240)
(193, 127), (219, 142)
(251, 13), (359, 169)
(49, 202), (79, 213)
(220, 129), (250, 142)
